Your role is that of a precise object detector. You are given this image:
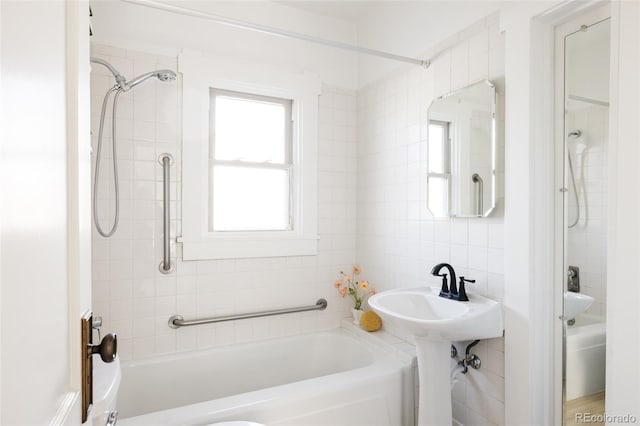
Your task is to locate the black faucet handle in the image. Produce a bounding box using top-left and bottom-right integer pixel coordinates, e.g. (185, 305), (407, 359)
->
(437, 274), (449, 297)
(457, 277), (475, 302)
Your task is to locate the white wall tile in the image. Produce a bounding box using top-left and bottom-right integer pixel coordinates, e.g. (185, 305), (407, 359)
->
(356, 24), (505, 426)
(92, 46), (356, 361)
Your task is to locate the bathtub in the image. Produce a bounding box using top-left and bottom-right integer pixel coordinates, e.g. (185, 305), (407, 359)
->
(565, 314), (606, 400)
(117, 328), (414, 426)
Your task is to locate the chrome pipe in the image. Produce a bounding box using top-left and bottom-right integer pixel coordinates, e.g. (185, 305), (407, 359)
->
(90, 57), (127, 88)
(168, 298), (328, 329)
(121, 0), (430, 68)
(159, 154), (174, 274)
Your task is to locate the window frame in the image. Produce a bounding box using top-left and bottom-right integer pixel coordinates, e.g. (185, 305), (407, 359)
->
(427, 120), (452, 217)
(209, 88), (294, 232)
(179, 53), (321, 260)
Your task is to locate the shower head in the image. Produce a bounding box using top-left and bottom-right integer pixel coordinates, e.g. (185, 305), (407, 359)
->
(568, 129), (587, 155)
(123, 69), (177, 91)
(156, 70), (177, 82)
(90, 57), (176, 92)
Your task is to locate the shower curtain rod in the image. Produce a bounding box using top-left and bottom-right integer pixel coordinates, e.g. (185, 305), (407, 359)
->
(567, 94), (610, 107)
(121, 0), (431, 68)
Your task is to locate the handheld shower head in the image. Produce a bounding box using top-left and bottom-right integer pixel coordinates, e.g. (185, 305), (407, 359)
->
(156, 70), (177, 82)
(123, 69), (177, 91)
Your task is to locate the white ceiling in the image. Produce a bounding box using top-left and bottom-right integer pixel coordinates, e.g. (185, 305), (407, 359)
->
(275, 1), (374, 23)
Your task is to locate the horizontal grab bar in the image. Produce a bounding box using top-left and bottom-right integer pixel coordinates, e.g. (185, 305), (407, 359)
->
(168, 298), (328, 329)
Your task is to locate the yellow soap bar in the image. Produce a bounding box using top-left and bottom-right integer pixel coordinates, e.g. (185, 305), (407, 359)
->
(360, 310), (382, 332)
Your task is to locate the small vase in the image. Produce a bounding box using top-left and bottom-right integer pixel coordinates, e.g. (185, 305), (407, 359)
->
(352, 308), (363, 325)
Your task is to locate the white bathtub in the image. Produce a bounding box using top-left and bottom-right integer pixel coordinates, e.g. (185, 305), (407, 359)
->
(117, 328), (414, 426)
(566, 314), (606, 400)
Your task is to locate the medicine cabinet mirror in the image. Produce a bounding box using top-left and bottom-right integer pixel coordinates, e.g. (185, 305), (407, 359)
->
(427, 80), (496, 218)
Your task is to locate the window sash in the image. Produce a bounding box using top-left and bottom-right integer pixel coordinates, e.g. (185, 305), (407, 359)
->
(209, 159), (293, 232)
(209, 88), (293, 166)
(209, 89), (294, 233)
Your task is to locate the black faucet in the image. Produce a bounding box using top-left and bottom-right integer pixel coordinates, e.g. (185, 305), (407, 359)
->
(431, 263), (457, 298)
(431, 263), (475, 301)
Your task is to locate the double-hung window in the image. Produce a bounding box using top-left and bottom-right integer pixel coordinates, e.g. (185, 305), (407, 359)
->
(210, 89), (293, 232)
(180, 53), (320, 260)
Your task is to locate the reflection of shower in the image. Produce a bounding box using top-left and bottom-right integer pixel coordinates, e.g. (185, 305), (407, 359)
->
(567, 130), (586, 228)
(91, 57), (177, 237)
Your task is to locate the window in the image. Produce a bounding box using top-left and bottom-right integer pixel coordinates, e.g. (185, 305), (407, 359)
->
(180, 53), (320, 260)
(210, 89), (292, 232)
(427, 120), (451, 217)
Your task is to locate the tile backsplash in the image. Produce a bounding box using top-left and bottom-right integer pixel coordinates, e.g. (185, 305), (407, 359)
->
(91, 44), (357, 361)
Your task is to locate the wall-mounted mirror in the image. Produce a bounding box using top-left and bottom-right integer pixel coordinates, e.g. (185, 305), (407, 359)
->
(427, 80), (496, 218)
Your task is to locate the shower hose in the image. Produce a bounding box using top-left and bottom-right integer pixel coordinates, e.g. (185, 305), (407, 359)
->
(93, 85), (124, 237)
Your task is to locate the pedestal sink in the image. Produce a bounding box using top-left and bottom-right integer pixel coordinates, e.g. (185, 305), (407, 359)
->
(369, 287), (503, 426)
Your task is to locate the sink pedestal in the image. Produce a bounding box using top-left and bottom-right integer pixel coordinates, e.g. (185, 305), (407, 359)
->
(368, 286), (503, 426)
(415, 338), (453, 426)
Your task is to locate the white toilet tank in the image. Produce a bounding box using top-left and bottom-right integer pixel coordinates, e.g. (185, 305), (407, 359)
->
(93, 355), (121, 425)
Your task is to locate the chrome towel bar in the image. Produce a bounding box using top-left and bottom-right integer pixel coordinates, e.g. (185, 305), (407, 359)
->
(159, 153), (174, 274)
(168, 298), (328, 329)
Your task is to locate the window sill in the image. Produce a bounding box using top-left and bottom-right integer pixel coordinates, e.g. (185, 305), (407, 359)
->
(181, 235), (319, 260)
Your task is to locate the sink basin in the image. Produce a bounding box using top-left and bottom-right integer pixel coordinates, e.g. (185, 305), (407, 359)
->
(369, 286), (503, 426)
(564, 291), (594, 319)
(368, 286), (503, 341)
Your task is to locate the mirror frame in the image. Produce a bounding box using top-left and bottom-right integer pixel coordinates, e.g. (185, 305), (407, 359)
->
(426, 79), (496, 218)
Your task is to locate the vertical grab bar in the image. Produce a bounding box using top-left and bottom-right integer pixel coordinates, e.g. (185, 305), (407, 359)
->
(159, 154), (174, 274)
(472, 173), (484, 216)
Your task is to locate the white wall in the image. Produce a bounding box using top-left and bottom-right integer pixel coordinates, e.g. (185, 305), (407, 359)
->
(1, 1), (75, 423)
(91, 0), (359, 90)
(89, 1), (360, 361)
(87, 1), (640, 424)
(356, 1), (506, 87)
(606, 0), (640, 420)
(90, 44), (357, 360)
(356, 17), (506, 426)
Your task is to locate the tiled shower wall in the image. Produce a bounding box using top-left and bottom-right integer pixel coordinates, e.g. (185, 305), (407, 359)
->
(566, 104), (608, 316)
(90, 44), (357, 361)
(356, 16), (506, 426)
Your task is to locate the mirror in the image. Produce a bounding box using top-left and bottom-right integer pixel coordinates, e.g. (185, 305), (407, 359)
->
(427, 80), (496, 218)
(562, 16), (609, 424)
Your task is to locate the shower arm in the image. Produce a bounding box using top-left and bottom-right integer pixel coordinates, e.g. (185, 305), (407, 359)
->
(90, 57), (127, 88)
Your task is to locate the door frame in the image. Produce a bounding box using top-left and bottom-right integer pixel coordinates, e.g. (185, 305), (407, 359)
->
(520, 1), (609, 425)
(62, 0), (93, 424)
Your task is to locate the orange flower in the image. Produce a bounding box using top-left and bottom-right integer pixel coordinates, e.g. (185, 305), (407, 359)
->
(353, 265), (361, 275)
(369, 289), (376, 296)
(334, 280), (342, 288)
(359, 280), (369, 290)
(339, 287), (348, 297)
(344, 274), (352, 283)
